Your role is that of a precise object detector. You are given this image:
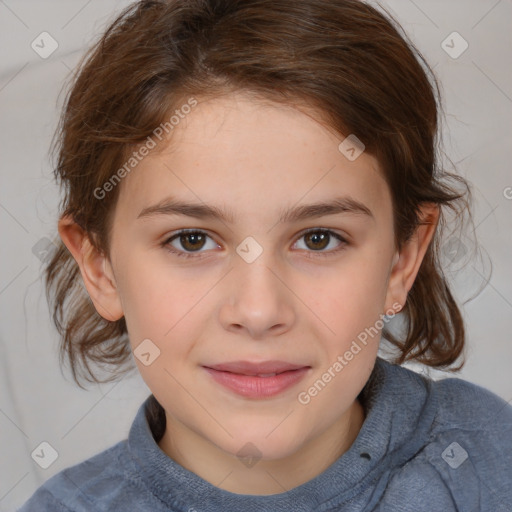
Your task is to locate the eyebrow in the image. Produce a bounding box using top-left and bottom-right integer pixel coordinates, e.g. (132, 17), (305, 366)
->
(137, 196), (374, 224)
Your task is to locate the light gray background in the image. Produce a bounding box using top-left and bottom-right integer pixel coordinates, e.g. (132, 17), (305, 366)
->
(1, 0), (511, 509)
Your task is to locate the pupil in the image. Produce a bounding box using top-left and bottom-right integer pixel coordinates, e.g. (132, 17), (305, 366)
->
(307, 232), (328, 250)
(183, 233), (204, 250)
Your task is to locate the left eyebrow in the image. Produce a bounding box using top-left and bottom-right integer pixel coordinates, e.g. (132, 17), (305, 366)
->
(137, 196), (374, 223)
(279, 196), (374, 223)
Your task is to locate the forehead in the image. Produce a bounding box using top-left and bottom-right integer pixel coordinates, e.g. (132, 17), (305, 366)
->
(114, 92), (392, 227)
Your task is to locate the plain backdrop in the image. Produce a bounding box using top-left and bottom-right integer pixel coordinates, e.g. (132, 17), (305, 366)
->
(0, 0), (511, 510)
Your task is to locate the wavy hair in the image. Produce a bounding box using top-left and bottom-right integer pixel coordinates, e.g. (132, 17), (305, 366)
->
(45, 0), (474, 387)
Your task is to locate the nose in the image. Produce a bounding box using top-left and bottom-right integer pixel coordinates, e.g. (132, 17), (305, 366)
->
(218, 255), (296, 340)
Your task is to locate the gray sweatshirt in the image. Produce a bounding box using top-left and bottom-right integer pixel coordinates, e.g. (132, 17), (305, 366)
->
(19, 358), (512, 511)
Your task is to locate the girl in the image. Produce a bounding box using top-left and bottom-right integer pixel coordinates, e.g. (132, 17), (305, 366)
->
(21, 0), (512, 510)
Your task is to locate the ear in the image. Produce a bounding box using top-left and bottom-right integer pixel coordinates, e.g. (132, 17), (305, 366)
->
(384, 203), (439, 312)
(58, 214), (124, 322)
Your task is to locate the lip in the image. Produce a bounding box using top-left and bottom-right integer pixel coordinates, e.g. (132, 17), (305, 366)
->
(205, 360), (308, 375)
(202, 360), (311, 399)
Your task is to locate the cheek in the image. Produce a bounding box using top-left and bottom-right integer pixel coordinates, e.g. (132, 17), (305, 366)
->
(113, 250), (179, 340)
(317, 254), (391, 328)
(117, 255), (214, 362)
(121, 272), (168, 333)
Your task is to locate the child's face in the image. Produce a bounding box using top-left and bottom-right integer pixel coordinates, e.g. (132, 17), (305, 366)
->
(104, 92), (402, 460)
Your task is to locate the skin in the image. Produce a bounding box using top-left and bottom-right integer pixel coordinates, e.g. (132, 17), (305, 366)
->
(59, 91), (438, 495)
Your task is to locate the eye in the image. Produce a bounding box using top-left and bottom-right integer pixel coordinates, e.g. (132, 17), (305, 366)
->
(162, 229), (219, 259)
(161, 228), (348, 259)
(293, 228), (348, 258)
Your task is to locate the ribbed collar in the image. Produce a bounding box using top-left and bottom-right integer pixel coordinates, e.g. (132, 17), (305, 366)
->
(127, 357), (438, 511)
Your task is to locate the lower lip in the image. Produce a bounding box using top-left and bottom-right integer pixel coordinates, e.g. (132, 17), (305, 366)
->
(203, 367), (310, 399)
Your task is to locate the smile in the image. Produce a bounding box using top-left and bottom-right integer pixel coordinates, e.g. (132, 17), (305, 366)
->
(202, 361), (311, 399)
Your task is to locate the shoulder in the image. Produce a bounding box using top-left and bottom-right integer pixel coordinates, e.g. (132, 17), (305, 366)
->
(430, 373), (512, 445)
(383, 359), (512, 437)
(18, 441), (135, 512)
(385, 371), (512, 511)
(430, 375), (512, 478)
(17, 485), (73, 512)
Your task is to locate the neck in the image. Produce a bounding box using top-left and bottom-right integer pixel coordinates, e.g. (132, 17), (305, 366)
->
(158, 398), (365, 495)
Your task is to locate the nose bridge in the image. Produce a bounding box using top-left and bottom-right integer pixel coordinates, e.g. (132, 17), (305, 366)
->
(220, 237), (294, 337)
(233, 237), (282, 302)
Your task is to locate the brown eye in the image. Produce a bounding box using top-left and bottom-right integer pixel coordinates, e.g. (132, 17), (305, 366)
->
(303, 231), (330, 251)
(163, 230), (219, 259)
(179, 232), (207, 251)
(294, 228), (348, 258)
(162, 228), (348, 261)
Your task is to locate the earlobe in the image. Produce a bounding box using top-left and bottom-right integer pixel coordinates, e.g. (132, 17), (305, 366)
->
(58, 215), (124, 322)
(384, 204), (439, 312)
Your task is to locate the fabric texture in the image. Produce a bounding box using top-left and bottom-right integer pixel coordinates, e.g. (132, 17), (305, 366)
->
(19, 358), (512, 511)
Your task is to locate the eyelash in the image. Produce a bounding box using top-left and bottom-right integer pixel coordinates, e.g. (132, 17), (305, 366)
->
(161, 228), (348, 260)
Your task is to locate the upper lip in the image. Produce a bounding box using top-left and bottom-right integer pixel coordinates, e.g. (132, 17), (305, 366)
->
(203, 360), (309, 376)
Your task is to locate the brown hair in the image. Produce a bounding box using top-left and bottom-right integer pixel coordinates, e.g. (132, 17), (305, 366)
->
(46, 0), (474, 388)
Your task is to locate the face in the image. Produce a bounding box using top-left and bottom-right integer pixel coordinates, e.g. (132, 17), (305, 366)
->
(103, 92), (401, 461)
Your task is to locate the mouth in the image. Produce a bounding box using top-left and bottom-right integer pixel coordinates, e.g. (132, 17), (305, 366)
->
(202, 360), (311, 399)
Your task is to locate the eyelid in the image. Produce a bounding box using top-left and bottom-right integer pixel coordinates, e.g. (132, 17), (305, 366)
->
(162, 227), (349, 259)
(294, 227), (348, 258)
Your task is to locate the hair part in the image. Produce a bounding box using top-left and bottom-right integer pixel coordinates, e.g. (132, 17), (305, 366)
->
(46, 0), (474, 387)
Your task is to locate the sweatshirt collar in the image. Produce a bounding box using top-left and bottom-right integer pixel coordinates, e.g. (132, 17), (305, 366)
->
(127, 357), (438, 511)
